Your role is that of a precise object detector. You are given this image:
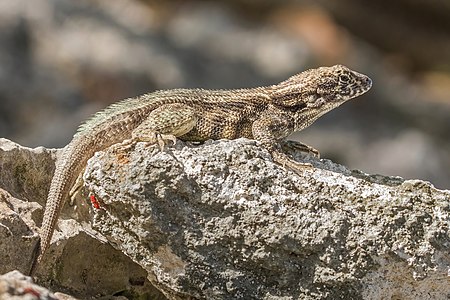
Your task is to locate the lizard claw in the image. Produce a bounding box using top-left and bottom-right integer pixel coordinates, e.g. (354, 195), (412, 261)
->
(282, 140), (320, 158)
(110, 138), (138, 152)
(69, 172), (85, 205)
(130, 132), (177, 151)
(156, 133), (177, 151)
(271, 150), (313, 173)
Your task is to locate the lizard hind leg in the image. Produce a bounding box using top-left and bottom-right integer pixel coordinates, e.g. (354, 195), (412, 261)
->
(132, 103), (198, 151)
(69, 171), (85, 205)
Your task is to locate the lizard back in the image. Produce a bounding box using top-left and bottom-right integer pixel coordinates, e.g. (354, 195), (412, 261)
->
(35, 86), (272, 270)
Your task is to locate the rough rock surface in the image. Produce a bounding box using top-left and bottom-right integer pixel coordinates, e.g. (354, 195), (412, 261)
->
(0, 138), (52, 277)
(0, 270), (60, 300)
(0, 138), (166, 299)
(83, 139), (450, 299)
(1, 137), (450, 299)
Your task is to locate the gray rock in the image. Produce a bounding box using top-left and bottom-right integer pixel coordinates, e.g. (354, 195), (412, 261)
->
(0, 138), (165, 299)
(83, 138), (450, 299)
(1, 137), (449, 299)
(0, 138), (50, 276)
(0, 270), (60, 300)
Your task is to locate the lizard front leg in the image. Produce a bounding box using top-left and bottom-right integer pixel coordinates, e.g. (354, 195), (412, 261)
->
(252, 113), (313, 172)
(131, 103), (198, 149)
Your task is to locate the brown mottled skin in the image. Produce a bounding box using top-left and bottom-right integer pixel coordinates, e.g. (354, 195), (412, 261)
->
(31, 65), (372, 274)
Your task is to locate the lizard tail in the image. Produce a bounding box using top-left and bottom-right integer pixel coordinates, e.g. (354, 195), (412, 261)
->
(32, 141), (89, 272)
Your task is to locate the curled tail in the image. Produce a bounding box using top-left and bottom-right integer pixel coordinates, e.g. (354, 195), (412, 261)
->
(30, 98), (151, 274)
(31, 141), (90, 274)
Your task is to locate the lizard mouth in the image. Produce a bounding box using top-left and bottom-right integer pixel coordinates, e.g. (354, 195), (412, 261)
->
(361, 76), (373, 91)
(365, 77), (372, 88)
(355, 73), (373, 93)
(348, 74), (372, 98)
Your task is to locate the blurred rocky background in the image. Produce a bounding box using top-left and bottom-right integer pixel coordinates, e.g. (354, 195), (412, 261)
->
(0, 0), (449, 189)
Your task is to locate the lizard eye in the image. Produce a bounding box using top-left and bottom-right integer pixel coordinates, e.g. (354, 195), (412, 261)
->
(339, 74), (350, 83)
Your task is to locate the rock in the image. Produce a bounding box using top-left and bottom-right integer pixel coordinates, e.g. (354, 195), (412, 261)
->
(0, 138), (50, 276)
(0, 138), (166, 299)
(0, 270), (59, 300)
(1, 137), (449, 299)
(0, 138), (56, 207)
(83, 138), (450, 299)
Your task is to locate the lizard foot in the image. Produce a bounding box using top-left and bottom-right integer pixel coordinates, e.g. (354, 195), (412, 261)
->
(271, 150), (313, 172)
(69, 171), (85, 205)
(154, 133), (177, 151)
(282, 140), (320, 158)
(131, 131), (177, 151)
(109, 138), (139, 153)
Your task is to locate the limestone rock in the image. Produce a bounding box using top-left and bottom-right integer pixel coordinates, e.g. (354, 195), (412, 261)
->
(1, 137), (449, 299)
(83, 138), (450, 299)
(0, 138), (51, 276)
(0, 270), (60, 300)
(0, 138), (165, 299)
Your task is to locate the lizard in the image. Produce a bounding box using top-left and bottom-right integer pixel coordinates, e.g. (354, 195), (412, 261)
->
(30, 64), (372, 274)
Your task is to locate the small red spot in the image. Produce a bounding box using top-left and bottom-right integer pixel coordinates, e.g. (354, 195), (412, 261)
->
(90, 195), (101, 209)
(22, 287), (41, 297)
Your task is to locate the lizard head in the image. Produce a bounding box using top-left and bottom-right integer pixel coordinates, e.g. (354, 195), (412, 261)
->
(269, 64), (372, 131)
(271, 64), (372, 110)
(315, 64), (372, 104)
